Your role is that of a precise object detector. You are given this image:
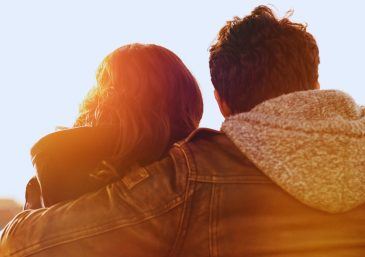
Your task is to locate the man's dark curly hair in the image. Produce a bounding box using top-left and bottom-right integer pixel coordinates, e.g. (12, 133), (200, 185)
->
(209, 5), (320, 113)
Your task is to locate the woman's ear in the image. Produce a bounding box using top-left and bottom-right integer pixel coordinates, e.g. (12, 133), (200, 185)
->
(214, 90), (232, 118)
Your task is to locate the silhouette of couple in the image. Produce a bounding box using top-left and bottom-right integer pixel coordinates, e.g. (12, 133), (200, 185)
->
(1, 5), (365, 257)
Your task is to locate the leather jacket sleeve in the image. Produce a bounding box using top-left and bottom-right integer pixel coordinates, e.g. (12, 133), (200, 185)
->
(0, 149), (189, 257)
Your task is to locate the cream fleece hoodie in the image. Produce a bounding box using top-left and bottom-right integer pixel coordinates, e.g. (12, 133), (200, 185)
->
(222, 89), (365, 213)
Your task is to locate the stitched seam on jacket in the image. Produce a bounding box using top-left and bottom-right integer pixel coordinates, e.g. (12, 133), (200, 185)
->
(214, 185), (220, 257)
(167, 145), (189, 257)
(191, 175), (273, 184)
(4, 195), (185, 257)
(209, 184), (219, 257)
(168, 143), (196, 257)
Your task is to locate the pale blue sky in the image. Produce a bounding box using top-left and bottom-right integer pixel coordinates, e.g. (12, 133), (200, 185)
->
(1, 0), (364, 202)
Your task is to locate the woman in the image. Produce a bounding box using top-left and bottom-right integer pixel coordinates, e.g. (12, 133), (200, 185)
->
(26, 44), (203, 208)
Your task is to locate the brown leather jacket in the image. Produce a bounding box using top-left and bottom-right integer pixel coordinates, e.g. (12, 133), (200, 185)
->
(1, 90), (365, 256)
(1, 129), (365, 257)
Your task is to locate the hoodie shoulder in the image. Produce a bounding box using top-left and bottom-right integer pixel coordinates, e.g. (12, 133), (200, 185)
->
(222, 90), (365, 213)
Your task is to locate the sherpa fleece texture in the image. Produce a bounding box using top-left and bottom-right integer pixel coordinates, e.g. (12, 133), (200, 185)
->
(222, 89), (365, 213)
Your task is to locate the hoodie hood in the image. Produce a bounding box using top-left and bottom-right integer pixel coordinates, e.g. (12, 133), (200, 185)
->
(222, 89), (365, 213)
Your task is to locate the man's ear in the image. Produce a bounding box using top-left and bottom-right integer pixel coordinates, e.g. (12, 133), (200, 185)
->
(214, 90), (232, 118)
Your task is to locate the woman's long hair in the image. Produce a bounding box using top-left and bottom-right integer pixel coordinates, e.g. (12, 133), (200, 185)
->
(74, 44), (203, 170)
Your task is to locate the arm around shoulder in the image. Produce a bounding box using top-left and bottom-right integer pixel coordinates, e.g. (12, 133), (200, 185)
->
(0, 155), (186, 257)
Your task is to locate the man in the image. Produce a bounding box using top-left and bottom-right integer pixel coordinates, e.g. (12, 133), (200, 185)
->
(1, 5), (365, 257)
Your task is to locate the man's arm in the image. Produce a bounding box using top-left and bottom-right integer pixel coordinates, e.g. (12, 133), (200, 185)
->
(0, 155), (187, 257)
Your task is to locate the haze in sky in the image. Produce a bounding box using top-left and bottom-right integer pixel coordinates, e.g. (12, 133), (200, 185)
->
(1, 0), (364, 203)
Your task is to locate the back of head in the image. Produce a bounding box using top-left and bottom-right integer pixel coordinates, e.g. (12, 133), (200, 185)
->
(209, 5), (320, 113)
(75, 44), (203, 169)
